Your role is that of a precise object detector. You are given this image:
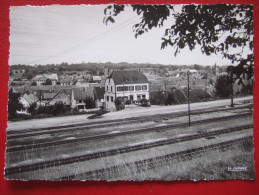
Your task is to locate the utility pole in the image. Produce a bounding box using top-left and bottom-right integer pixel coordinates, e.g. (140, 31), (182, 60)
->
(39, 90), (42, 107)
(205, 73), (208, 101)
(123, 83), (124, 103)
(230, 70), (234, 107)
(187, 70), (191, 127)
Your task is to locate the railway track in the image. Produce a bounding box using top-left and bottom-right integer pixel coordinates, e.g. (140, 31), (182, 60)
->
(59, 136), (252, 180)
(6, 112), (252, 152)
(5, 123), (253, 176)
(6, 104), (253, 140)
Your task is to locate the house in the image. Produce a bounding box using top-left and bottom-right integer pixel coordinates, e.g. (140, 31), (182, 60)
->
(48, 89), (72, 107)
(59, 77), (73, 86)
(32, 73), (58, 86)
(92, 75), (102, 83)
(71, 87), (95, 110)
(29, 85), (74, 106)
(105, 70), (150, 111)
(19, 93), (39, 109)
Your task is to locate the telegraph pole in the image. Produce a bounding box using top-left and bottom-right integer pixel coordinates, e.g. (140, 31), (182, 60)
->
(230, 70), (234, 107)
(206, 73), (208, 101)
(187, 71), (191, 127)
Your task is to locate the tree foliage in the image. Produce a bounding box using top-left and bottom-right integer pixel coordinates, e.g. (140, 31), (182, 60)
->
(215, 75), (232, 98)
(165, 92), (174, 105)
(27, 102), (37, 115)
(84, 96), (95, 109)
(8, 88), (24, 119)
(104, 4), (254, 81)
(52, 102), (67, 115)
(44, 78), (52, 85)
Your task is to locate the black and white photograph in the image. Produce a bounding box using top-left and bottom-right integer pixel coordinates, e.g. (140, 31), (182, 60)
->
(5, 4), (255, 181)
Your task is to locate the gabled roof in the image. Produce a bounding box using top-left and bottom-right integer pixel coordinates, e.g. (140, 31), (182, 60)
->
(33, 73), (58, 81)
(22, 93), (39, 105)
(30, 85), (74, 91)
(33, 75), (48, 81)
(42, 92), (57, 100)
(109, 70), (149, 85)
(61, 88), (72, 96)
(60, 77), (73, 83)
(93, 76), (102, 81)
(72, 87), (94, 101)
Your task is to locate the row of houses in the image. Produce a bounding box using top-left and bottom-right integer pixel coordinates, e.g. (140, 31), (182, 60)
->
(16, 70), (150, 112)
(28, 73), (105, 86)
(15, 68), (247, 114)
(19, 85), (105, 112)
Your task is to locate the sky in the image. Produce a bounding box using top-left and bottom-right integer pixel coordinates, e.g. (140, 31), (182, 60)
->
(9, 5), (240, 66)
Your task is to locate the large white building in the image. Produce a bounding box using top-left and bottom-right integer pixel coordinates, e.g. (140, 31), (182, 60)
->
(32, 73), (58, 86)
(105, 70), (150, 111)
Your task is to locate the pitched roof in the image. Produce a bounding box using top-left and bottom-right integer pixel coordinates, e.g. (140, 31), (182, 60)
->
(60, 77), (73, 83)
(72, 87), (94, 100)
(109, 70), (149, 85)
(42, 92), (57, 100)
(23, 93), (39, 105)
(30, 85), (74, 91)
(93, 76), (102, 81)
(33, 73), (58, 81)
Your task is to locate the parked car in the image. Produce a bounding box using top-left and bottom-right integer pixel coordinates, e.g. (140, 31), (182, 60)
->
(139, 99), (151, 107)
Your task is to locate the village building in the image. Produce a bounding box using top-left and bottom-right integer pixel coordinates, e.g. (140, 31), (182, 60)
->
(48, 89), (72, 107)
(71, 87), (95, 111)
(19, 93), (39, 109)
(59, 77), (73, 86)
(92, 75), (102, 83)
(105, 70), (150, 111)
(32, 73), (58, 86)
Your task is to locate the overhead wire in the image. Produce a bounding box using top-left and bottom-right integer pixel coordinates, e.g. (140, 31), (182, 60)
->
(23, 15), (140, 65)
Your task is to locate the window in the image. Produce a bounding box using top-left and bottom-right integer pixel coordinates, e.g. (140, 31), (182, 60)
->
(142, 95), (146, 99)
(117, 86), (128, 91)
(142, 85), (147, 90)
(111, 86), (113, 92)
(111, 96), (114, 102)
(107, 86), (108, 91)
(117, 87), (123, 91)
(129, 86), (134, 91)
(107, 96), (109, 101)
(135, 86), (141, 91)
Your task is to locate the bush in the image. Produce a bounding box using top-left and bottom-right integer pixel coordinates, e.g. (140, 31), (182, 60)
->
(139, 99), (150, 107)
(126, 100), (131, 107)
(84, 96), (95, 109)
(27, 103), (37, 115)
(8, 88), (24, 119)
(37, 106), (53, 115)
(9, 114), (31, 121)
(215, 75), (232, 98)
(52, 103), (67, 116)
(150, 91), (165, 105)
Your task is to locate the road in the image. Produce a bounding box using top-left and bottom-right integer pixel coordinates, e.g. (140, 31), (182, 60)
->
(7, 96), (253, 132)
